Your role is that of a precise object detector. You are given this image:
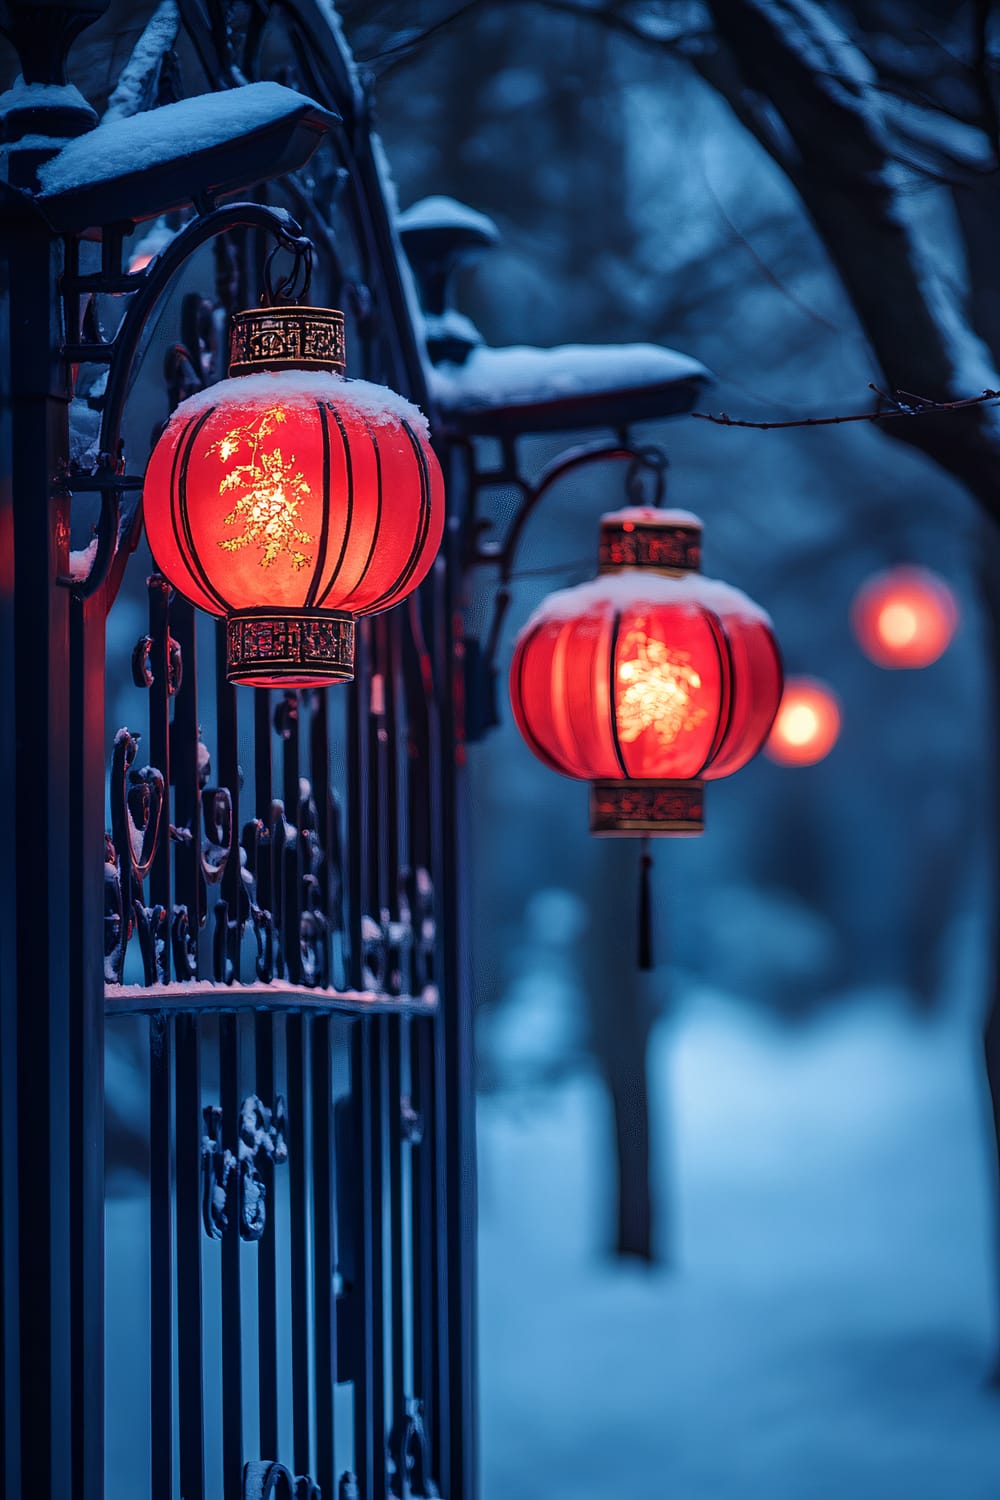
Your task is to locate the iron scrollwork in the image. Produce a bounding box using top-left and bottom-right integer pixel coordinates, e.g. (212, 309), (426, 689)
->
(202, 1095), (288, 1241)
(243, 1459), (321, 1500)
(106, 727), (168, 984)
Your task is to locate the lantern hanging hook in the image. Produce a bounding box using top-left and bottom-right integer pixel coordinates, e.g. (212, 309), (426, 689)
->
(261, 234), (314, 306)
(624, 445), (669, 508)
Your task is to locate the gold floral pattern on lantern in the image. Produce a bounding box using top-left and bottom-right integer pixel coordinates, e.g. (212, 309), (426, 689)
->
(209, 407), (313, 570)
(616, 627), (707, 745)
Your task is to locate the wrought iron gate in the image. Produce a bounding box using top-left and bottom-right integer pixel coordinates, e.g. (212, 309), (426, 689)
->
(0, 4), (475, 1498)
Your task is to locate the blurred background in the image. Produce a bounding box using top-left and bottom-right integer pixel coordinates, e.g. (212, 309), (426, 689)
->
(338, 3), (1000, 1496)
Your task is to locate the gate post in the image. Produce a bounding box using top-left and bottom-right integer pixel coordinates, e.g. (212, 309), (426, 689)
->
(0, 170), (105, 1500)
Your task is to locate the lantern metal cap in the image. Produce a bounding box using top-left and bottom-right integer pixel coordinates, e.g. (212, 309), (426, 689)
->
(227, 606), (355, 687)
(589, 778), (705, 835)
(229, 304), (346, 376)
(599, 506), (702, 575)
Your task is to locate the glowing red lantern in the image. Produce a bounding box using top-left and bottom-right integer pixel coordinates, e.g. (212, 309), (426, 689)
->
(144, 304), (444, 687)
(851, 566), (957, 669)
(765, 677), (840, 766)
(509, 507), (782, 834)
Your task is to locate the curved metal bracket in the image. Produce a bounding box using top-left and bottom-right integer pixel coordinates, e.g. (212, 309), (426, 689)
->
(64, 201), (311, 601)
(468, 441), (669, 729)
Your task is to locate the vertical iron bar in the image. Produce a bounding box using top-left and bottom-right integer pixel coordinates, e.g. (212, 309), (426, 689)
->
(147, 575), (172, 981)
(214, 623), (240, 984)
(410, 1014), (438, 1456)
(288, 1013), (312, 1473)
(69, 587), (105, 1500)
(387, 1016), (405, 1444)
(175, 1012), (206, 1500)
(219, 1013), (244, 1500)
(255, 1012), (280, 1459)
(370, 1017), (388, 1500)
(346, 644), (365, 994)
(149, 1012), (173, 1500)
(6, 221), (75, 1500)
(311, 1015), (336, 1495)
(170, 597), (203, 979)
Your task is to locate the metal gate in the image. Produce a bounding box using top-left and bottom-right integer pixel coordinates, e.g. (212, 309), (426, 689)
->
(0, 4), (475, 1498)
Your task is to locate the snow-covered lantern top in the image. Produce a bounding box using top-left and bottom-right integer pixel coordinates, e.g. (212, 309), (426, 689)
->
(851, 565), (957, 669)
(509, 507), (782, 834)
(144, 303), (444, 687)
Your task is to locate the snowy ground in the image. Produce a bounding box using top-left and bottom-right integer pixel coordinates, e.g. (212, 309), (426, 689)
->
(478, 993), (1000, 1499)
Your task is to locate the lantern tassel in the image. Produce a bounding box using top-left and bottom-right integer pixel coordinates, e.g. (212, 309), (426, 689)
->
(638, 836), (654, 971)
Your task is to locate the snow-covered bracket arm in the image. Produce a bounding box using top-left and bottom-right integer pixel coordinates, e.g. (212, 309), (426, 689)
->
(58, 199), (315, 602)
(15, 79), (340, 602)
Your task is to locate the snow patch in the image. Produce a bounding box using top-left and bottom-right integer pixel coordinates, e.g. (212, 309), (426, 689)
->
(518, 566), (773, 631)
(603, 505), (702, 528)
(68, 537), (98, 579)
(429, 342), (709, 410)
(103, 0), (180, 123)
(398, 194), (500, 242)
(0, 75), (96, 120)
(38, 82), (322, 196)
(166, 368), (430, 436)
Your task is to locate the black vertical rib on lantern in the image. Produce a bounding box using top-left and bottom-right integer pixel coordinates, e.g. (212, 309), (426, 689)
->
(311, 1014), (336, 1496)
(339, 414), (383, 609)
(149, 1012), (173, 1500)
(607, 612), (630, 777)
(305, 401), (334, 609)
(698, 610), (735, 773)
(363, 422), (432, 615)
(175, 1013), (206, 1500)
(315, 405), (355, 607)
(218, 1014), (244, 1500)
(175, 408), (229, 614)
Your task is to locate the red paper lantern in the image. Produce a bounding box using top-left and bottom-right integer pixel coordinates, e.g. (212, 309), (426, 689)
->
(765, 677), (840, 766)
(851, 566), (957, 669)
(509, 507), (782, 834)
(144, 304), (444, 687)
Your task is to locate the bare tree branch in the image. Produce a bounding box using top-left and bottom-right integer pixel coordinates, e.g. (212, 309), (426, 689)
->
(694, 383), (1000, 429)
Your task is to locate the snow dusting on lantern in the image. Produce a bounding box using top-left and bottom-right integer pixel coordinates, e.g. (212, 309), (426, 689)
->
(144, 304), (444, 687)
(765, 677), (840, 766)
(509, 507), (783, 835)
(851, 566), (957, 669)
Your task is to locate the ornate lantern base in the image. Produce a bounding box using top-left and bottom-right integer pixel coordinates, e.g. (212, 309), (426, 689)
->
(589, 778), (705, 835)
(226, 607), (355, 688)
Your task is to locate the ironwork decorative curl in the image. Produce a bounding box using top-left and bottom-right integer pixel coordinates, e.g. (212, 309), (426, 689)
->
(202, 1095), (288, 1241)
(243, 1458), (320, 1500)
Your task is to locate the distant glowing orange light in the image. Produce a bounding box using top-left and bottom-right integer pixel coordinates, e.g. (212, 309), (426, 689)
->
(852, 566), (957, 668)
(129, 251), (155, 273)
(766, 677), (840, 766)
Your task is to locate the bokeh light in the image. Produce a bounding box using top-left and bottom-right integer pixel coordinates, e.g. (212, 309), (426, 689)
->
(851, 566), (957, 669)
(766, 677), (841, 766)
